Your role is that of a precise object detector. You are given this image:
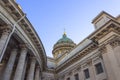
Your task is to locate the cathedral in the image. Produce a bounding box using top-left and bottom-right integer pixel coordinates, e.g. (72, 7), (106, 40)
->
(0, 0), (120, 80)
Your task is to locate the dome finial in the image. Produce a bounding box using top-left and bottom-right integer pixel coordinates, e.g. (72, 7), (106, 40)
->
(64, 28), (66, 35)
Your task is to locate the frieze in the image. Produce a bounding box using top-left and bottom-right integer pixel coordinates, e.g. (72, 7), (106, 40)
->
(45, 68), (55, 73)
(93, 56), (101, 64)
(72, 66), (81, 73)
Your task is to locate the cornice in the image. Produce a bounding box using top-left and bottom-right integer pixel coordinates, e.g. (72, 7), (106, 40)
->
(92, 11), (115, 23)
(98, 36), (120, 55)
(89, 19), (120, 43)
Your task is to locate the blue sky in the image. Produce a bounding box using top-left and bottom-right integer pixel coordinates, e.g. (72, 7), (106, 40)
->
(16, 0), (120, 57)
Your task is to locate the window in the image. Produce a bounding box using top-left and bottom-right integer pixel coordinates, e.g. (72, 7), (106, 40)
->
(74, 73), (79, 80)
(95, 62), (104, 74)
(84, 68), (90, 79)
(66, 77), (70, 80)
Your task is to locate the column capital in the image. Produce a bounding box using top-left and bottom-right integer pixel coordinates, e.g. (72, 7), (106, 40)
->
(86, 59), (92, 65)
(31, 56), (36, 63)
(109, 37), (120, 48)
(99, 46), (107, 54)
(1, 24), (12, 35)
(19, 43), (28, 50)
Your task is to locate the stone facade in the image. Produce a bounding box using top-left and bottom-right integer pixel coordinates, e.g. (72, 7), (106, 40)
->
(0, 0), (120, 80)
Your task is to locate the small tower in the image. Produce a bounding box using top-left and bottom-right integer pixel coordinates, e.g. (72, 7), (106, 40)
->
(92, 11), (116, 29)
(52, 32), (76, 59)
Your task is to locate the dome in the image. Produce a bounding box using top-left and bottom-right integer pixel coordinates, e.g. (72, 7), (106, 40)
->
(56, 33), (74, 44)
(52, 33), (76, 59)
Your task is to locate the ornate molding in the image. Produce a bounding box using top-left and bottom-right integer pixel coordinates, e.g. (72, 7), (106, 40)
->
(99, 46), (107, 54)
(86, 59), (92, 66)
(76, 66), (81, 71)
(90, 21), (120, 43)
(109, 37), (120, 48)
(19, 43), (28, 50)
(44, 68), (55, 73)
(1, 24), (12, 35)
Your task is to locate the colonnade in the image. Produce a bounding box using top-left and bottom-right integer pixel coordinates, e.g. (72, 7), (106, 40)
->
(0, 25), (41, 80)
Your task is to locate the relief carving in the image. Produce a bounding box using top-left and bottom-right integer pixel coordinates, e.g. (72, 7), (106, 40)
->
(87, 59), (92, 66)
(109, 37), (120, 48)
(99, 46), (107, 54)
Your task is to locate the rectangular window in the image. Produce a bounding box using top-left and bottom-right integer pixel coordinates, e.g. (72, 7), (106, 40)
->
(95, 62), (104, 74)
(84, 68), (90, 79)
(66, 77), (70, 80)
(74, 73), (79, 80)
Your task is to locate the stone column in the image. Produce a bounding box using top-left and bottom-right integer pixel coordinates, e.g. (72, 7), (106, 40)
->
(101, 44), (120, 80)
(27, 57), (36, 80)
(21, 60), (28, 80)
(13, 44), (28, 80)
(3, 48), (17, 80)
(0, 26), (11, 60)
(35, 66), (40, 80)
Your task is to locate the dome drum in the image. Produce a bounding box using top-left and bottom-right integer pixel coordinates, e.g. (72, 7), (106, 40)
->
(52, 33), (76, 58)
(52, 46), (73, 54)
(53, 42), (76, 50)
